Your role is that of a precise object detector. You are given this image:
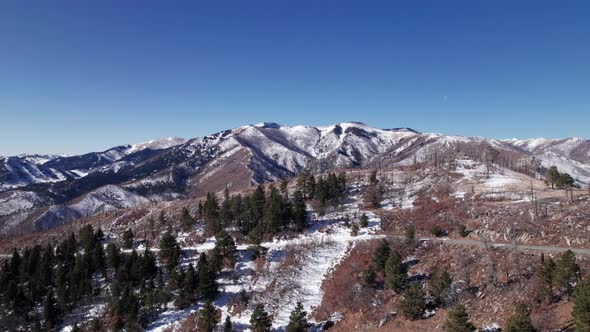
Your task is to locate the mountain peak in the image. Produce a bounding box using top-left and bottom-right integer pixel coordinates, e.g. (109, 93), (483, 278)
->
(128, 137), (187, 153)
(253, 122), (282, 129)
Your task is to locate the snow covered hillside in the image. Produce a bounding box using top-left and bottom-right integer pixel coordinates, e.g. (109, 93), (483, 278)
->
(1, 122), (589, 236)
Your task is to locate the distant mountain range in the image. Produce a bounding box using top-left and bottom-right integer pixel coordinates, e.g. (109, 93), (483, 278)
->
(1, 122), (589, 235)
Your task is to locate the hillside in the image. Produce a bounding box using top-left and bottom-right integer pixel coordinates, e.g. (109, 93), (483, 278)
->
(1, 122), (589, 237)
(1, 158), (589, 332)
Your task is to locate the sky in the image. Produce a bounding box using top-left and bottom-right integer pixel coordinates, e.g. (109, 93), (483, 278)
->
(1, 1), (589, 155)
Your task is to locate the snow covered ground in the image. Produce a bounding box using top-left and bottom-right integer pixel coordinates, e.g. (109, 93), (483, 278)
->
(146, 188), (383, 331)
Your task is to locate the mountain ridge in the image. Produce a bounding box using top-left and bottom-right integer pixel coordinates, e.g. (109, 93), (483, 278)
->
(1, 121), (589, 235)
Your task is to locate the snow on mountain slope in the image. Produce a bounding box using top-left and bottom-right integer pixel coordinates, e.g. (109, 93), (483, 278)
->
(1, 138), (186, 191)
(504, 137), (590, 161)
(127, 137), (187, 154)
(69, 185), (150, 217)
(537, 151), (590, 184)
(0, 191), (49, 217)
(0, 156), (73, 189)
(2, 122), (589, 235)
(0, 190), (52, 233)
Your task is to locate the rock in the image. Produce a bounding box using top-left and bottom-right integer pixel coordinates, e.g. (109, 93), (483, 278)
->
(379, 312), (397, 327)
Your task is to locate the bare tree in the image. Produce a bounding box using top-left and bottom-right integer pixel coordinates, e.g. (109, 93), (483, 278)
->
(457, 248), (474, 288)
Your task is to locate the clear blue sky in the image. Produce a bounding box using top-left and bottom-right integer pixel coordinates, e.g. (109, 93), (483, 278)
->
(1, 1), (589, 155)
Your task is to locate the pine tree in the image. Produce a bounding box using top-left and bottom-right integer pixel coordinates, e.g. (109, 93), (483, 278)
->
(123, 229), (134, 249)
(291, 190), (307, 232)
(286, 301), (309, 332)
(405, 224), (415, 244)
(504, 303), (535, 332)
(305, 174), (316, 200)
(384, 252), (407, 292)
(429, 267), (453, 306)
(106, 242), (121, 270)
(215, 230), (238, 268)
(372, 239), (390, 272)
(398, 283), (425, 320)
(365, 170), (383, 208)
(545, 166), (560, 189)
(224, 315), (233, 332)
(250, 304), (272, 332)
(264, 185), (286, 233)
(197, 300), (219, 332)
(555, 250), (580, 298)
(361, 265), (377, 286)
(537, 258), (556, 302)
(296, 170), (308, 196)
(198, 253), (218, 301)
(443, 304), (475, 332)
(159, 226), (180, 271)
(573, 278), (590, 332)
(360, 213), (369, 228)
(209, 246), (223, 274)
(180, 207), (194, 231)
(43, 289), (61, 330)
(251, 185), (266, 222)
(204, 192), (221, 236)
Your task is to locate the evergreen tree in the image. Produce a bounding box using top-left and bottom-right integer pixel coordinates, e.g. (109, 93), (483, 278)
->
(556, 172), (575, 189)
(296, 170), (308, 196)
(361, 265), (377, 286)
(291, 190), (307, 232)
(365, 170), (384, 208)
(360, 213), (369, 228)
(197, 300), (219, 332)
(204, 192), (221, 236)
(429, 267), (453, 306)
(224, 315), (233, 332)
(372, 239), (391, 272)
(180, 207), (194, 231)
(106, 242), (121, 270)
(573, 278), (590, 332)
(545, 166), (560, 189)
(405, 225), (415, 244)
(398, 283), (426, 320)
(305, 174), (316, 200)
(198, 253), (218, 301)
(286, 301), (309, 332)
(159, 226), (180, 271)
(504, 303), (535, 332)
(250, 304), (272, 332)
(537, 258), (556, 302)
(555, 250), (580, 298)
(264, 185), (287, 233)
(384, 252), (407, 293)
(251, 185), (266, 223)
(443, 304), (475, 332)
(215, 230), (238, 268)
(43, 289), (61, 330)
(117, 285), (139, 321)
(123, 229), (134, 249)
(209, 246), (223, 274)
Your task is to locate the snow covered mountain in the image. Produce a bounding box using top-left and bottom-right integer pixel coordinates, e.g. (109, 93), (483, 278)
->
(0, 122), (588, 235)
(0, 137), (186, 190)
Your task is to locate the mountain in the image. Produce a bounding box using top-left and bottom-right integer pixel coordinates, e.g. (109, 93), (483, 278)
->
(0, 137), (186, 190)
(0, 122), (588, 235)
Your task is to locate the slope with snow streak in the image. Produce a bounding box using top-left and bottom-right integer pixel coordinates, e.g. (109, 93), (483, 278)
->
(69, 185), (150, 216)
(146, 197), (383, 331)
